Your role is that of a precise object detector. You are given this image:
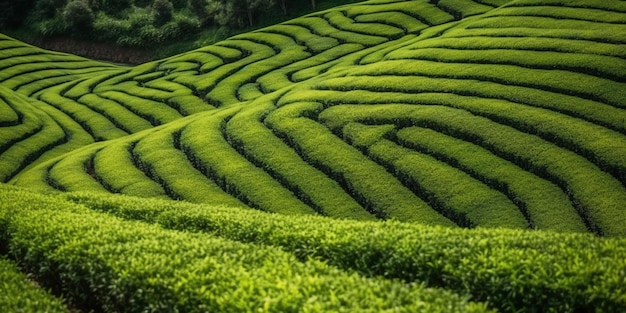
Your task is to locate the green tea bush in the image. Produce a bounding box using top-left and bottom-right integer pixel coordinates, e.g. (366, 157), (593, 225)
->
(99, 90), (182, 125)
(180, 108), (317, 215)
(343, 0), (455, 25)
(343, 122), (529, 229)
(38, 86), (130, 141)
(289, 16), (387, 46)
(62, 188), (626, 313)
(318, 103), (626, 236)
(354, 12), (428, 34)
(79, 93), (155, 134)
(489, 5), (626, 23)
(324, 10), (402, 38)
(0, 257), (69, 313)
(92, 139), (169, 198)
(265, 101), (457, 225)
(227, 100), (376, 220)
(134, 124), (247, 206)
(396, 126), (587, 233)
(436, 0), (493, 19)
(47, 148), (110, 193)
(0, 186), (491, 313)
(265, 25), (340, 53)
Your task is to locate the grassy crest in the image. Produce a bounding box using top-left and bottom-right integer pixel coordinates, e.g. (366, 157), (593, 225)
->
(1, 0), (626, 311)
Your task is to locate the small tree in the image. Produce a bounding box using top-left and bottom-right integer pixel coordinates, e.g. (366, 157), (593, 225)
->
(63, 0), (95, 32)
(153, 0), (174, 25)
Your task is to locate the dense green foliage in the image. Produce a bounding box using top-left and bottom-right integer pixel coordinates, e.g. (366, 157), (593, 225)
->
(1, 0), (626, 311)
(0, 257), (69, 313)
(1, 0), (361, 49)
(63, 190), (626, 313)
(2, 0), (625, 233)
(0, 185), (492, 312)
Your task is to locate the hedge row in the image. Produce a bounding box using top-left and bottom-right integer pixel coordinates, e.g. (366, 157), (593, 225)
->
(0, 257), (69, 313)
(0, 185), (490, 313)
(341, 122), (529, 229)
(64, 188), (626, 313)
(265, 100), (455, 225)
(180, 107), (317, 215)
(395, 126), (587, 233)
(316, 103), (626, 236)
(133, 122), (246, 207)
(227, 99), (375, 220)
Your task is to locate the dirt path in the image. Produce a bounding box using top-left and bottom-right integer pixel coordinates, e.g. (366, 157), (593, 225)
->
(31, 37), (154, 65)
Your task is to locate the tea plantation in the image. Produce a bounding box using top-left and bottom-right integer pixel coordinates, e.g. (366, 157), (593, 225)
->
(1, 0), (626, 311)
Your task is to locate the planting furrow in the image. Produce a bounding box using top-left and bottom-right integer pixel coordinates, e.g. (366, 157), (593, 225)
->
(326, 10), (404, 39)
(313, 73), (626, 136)
(435, 0), (496, 19)
(103, 81), (193, 117)
(353, 11), (430, 34)
(314, 78), (626, 184)
(287, 16), (384, 46)
(206, 34), (310, 103)
(0, 90), (42, 154)
(342, 61), (626, 109)
(171, 40), (275, 105)
(0, 94), (20, 127)
(395, 47), (626, 83)
(97, 90), (179, 126)
(261, 25), (339, 54)
(343, 0), (455, 26)
(443, 26), (626, 45)
(37, 86), (129, 141)
(284, 43), (364, 82)
(466, 16), (626, 35)
(408, 35), (626, 59)
(487, 6), (626, 24)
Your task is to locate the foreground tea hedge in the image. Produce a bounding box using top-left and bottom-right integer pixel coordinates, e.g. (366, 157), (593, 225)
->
(0, 257), (69, 313)
(0, 186), (490, 313)
(65, 190), (626, 313)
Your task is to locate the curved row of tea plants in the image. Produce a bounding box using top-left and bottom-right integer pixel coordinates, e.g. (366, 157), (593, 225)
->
(0, 184), (491, 313)
(15, 186), (626, 313)
(3, 0), (626, 236)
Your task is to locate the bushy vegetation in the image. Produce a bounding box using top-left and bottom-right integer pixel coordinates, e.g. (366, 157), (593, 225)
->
(0, 185), (492, 313)
(1, 0), (626, 311)
(1, 0), (362, 49)
(0, 257), (69, 313)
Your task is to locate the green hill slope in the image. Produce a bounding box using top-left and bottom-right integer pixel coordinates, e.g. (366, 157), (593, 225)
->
(3, 0), (625, 235)
(1, 0), (626, 311)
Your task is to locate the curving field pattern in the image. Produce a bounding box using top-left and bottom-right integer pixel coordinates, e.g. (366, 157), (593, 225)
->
(2, 0), (626, 238)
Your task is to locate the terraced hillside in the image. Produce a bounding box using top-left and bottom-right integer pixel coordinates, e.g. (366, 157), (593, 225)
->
(1, 0), (626, 311)
(3, 0), (625, 235)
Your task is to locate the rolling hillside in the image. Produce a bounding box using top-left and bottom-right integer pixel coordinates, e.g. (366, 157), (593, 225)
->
(1, 0), (626, 311)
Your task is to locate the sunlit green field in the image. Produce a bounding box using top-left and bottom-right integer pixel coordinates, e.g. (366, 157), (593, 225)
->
(1, 0), (626, 311)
